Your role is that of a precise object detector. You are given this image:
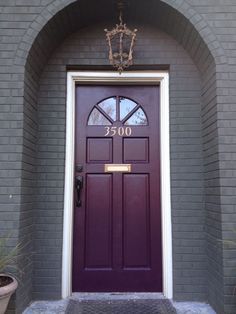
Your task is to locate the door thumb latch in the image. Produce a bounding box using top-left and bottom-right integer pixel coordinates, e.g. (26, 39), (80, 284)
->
(76, 164), (83, 172)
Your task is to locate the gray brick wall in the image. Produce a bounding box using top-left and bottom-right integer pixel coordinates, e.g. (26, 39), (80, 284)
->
(35, 24), (205, 301)
(0, 0), (236, 313)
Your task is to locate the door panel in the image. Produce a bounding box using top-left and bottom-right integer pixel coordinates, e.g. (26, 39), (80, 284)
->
(73, 85), (162, 292)
(87, 138), (113, 163)
(85, 174), (113, 269)
(123, 174), (150, 269)
(123, 138), (149, 163)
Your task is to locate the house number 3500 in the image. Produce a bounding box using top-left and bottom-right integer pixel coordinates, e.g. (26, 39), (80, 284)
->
(104, 126), (132, 137)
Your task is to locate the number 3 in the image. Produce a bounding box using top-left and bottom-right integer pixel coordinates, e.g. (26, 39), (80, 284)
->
(104, 127), (110, 136)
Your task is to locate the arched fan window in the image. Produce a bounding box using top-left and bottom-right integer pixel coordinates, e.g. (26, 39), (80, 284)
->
(88, 97), (148, 126)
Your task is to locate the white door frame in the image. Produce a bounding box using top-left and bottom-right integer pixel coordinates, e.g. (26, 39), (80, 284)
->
(62, 71), (173, 299)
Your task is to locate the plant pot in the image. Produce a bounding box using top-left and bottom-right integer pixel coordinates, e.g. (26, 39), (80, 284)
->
(0, 275), (18, 314)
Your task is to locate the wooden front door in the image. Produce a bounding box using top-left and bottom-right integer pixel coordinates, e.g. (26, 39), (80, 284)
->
(73, 85), (162, 292)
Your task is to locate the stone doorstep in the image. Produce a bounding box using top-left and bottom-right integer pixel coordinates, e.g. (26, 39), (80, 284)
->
(23, 293), (216, 314)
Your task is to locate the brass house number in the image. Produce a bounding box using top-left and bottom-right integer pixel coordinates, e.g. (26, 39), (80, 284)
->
(104, 126), (132, 137)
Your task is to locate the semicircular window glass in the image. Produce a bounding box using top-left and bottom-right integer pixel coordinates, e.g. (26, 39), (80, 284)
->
(88, 108), (112, 125)
(120, 98), (137, 121)
(87, 96), (148, 126)
(98, 97), (116, 121)
(124, 108), (147, 125)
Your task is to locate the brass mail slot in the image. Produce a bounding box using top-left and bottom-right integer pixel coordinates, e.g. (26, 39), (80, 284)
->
(104, 164), (131, 173)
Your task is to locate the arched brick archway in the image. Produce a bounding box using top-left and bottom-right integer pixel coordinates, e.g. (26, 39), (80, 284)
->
(14, 0), (227, 67)
(13, 1), (229, 314)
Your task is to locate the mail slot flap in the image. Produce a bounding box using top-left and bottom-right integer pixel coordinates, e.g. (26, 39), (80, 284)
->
(104, 164), (131, 172)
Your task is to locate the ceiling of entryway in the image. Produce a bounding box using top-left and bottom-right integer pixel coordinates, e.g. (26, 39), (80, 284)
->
(27, 0), (213, 77)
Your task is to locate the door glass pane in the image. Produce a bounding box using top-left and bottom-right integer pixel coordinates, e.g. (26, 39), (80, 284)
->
(88, 108), (112, 125)
(124, 108), (148, 125)
(120, 98), (137, 120)
(98, 97), (116, 121)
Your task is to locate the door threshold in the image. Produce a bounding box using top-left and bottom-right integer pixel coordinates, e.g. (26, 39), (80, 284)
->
(70, 292), (166, 301)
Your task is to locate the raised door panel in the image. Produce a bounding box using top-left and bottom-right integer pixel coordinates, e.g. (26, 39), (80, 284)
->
(123, 174), (151, 269)
(85, 174), (113, 269)
(87, 138), (113, 163)
(123, 138), (149, 163)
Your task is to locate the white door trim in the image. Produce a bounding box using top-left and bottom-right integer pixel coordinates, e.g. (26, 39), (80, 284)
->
(62, 71), (173, 299)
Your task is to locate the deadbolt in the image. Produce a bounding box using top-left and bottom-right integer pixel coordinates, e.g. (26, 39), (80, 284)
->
(76, 164), (83, 172)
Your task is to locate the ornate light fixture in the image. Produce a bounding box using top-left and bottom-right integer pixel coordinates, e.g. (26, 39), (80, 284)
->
(104, 0), (137, 73)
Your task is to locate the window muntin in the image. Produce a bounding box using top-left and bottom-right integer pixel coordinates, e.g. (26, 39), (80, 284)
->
(87, 96), (148, 126)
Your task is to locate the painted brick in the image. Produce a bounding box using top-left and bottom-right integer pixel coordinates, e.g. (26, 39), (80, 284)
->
(0, 0), (235, 313)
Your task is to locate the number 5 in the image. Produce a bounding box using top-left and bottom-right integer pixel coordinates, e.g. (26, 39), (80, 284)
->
(110, 127), (117, 136)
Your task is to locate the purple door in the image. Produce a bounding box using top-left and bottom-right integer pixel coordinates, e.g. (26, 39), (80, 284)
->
(73, 85), (162, 292)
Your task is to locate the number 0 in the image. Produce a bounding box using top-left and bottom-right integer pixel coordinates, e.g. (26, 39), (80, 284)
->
(125, 127), (132, 136)
(118, 127), (124, 136)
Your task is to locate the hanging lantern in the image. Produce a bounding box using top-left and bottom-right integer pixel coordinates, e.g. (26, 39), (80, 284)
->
(104, 1), (137, 74)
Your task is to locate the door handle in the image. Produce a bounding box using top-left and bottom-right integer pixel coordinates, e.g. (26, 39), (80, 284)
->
(75, 175), (83, 207)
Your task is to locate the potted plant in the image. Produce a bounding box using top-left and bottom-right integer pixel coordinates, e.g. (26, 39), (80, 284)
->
(0, 238), (18, 314)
